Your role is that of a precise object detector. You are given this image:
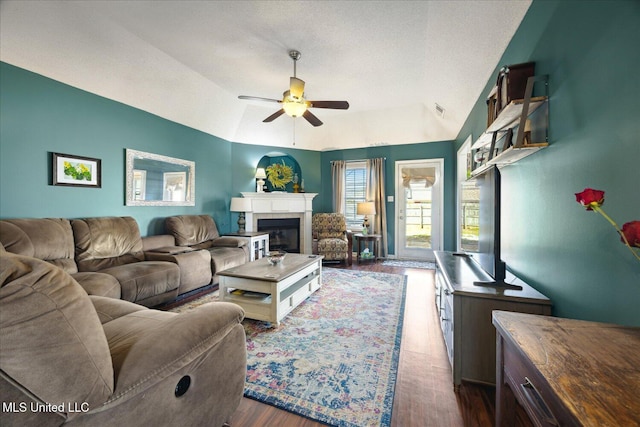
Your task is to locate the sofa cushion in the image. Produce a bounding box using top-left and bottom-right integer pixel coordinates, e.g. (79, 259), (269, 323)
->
(0, 218), (78, 274)
(89, 295), (149, 325)
(166, 215), (220, 247)
(73, 271), (121, 299)
(99, 261), (180, 306)
(72, 217), (145, 272)
(0, 253), (114, 415)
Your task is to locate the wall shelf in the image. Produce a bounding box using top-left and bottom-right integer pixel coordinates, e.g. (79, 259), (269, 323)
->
(470, 74), (549, 175)
(487, 143), (548, 167)
(471, 96), (548, 150)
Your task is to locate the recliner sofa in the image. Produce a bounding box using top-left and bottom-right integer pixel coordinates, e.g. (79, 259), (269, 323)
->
(165, 215), (249, 285)
(0, 251), (247, 427)
(0, 218), (121, 298)
(71, 216), (181, 307)
(0, 217), (181, 307)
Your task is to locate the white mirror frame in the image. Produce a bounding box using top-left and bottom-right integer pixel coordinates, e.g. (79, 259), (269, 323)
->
(126, 149), (195, 206)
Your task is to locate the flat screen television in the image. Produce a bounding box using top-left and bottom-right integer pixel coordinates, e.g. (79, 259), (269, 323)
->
(460, 166), (507, 285)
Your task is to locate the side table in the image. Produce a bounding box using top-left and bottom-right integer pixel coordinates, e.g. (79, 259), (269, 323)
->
(354, 233), (381, 263)
(223, 231), (269, 261)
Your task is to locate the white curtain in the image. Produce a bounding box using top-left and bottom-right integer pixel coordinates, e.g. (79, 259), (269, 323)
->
(401, 167), (436, 188)
(366, 158), (388, 258)
(331, 160), (346, 213)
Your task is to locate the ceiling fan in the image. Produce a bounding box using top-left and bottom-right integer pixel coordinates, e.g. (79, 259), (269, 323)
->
(238, 50), (349, 127)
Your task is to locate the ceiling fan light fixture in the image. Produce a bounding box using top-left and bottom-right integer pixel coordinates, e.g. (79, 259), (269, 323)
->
(282, 90), (308, 117)
(283, 100), (307, 117)
(239, 50), (348, 126)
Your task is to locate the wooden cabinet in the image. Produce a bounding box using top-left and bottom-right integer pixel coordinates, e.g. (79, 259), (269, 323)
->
(223, 231), (269, 261)
(434, 251), (552, 389)
(493, 311), (640, 426)
(471, 74), (549, 177)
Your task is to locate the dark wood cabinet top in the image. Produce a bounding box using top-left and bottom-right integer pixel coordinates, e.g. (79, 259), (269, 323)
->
(434, 251), (551, 304)
(493, 311), (640, 426)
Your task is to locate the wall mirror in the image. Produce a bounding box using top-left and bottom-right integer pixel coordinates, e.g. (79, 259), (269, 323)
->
(126, 149), (195, 206)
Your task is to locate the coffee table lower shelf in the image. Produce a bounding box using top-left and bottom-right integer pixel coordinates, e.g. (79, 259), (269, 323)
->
(219, 255), (323, 326)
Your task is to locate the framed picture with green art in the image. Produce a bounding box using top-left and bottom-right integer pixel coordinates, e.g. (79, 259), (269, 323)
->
(52, 152), (102, 188)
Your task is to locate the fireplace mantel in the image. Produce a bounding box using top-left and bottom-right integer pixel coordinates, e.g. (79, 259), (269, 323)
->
(241, 192), (317, 254)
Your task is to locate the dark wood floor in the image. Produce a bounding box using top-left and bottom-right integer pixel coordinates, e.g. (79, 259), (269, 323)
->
(228, 261), (508, 427)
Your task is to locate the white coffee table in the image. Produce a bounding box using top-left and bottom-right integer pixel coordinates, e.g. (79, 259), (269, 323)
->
(218, 253), (323, 326)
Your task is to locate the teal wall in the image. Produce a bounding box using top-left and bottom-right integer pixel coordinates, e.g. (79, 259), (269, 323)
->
(319, 142), (456, 256)
(1, 0), (638, 326)
(231, 144), (322, 209)
(0, 62), (320, 235)
(454, 0), (640, 326)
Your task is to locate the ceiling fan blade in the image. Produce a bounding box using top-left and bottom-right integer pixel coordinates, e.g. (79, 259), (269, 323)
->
(263, 109), (286, 123)
(290, 77), (305, 99)
(303, 110), (323, 127)
(239, 95), (282, 104)
(308, 100), (350, 110)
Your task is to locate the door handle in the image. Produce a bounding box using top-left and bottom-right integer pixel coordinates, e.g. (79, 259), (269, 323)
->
(399, 216), (404, 220)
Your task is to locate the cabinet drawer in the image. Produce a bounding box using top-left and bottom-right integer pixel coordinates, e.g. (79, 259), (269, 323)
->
(503, 340), (577, 427)
(278, 276), (319, 318)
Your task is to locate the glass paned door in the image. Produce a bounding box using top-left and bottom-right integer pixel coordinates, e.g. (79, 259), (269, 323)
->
(395, 159), (443, 260)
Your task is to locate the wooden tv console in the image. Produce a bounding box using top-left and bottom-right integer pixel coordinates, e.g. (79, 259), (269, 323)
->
(434, 251), (551, 389)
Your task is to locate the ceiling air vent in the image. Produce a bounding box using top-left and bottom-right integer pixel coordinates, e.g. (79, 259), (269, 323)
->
(435, 103), (445, 118)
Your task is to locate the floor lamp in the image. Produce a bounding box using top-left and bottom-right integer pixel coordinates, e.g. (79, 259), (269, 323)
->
(357, 202), (376, 234)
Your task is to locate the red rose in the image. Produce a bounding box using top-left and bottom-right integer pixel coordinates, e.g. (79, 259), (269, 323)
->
(575, 188), (605, 210)
(621, 221), (640, 248)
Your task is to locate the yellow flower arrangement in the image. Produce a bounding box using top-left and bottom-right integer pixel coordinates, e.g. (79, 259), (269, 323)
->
(265, 161), (294, 190)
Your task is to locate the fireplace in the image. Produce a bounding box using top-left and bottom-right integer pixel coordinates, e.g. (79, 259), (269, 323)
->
(258, 218), (300, 253)
(240, 192), (317, 254)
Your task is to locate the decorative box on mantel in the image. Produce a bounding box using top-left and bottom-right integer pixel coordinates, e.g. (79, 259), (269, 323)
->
(240, 192), (317, 254)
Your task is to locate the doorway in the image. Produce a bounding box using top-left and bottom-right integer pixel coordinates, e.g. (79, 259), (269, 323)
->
(395, 159), (443, 260)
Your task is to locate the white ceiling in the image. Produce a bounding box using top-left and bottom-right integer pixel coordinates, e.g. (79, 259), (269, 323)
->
(0, 0), (531, 151)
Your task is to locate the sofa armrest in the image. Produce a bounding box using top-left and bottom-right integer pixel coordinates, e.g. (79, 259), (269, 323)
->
(142, 235), (176, 252)
(108, 302), (244, 397)
(75, 302), (247, 426)
(211, 236), (247, 248)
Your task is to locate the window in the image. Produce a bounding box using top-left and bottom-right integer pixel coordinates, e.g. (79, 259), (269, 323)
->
(344, 161), (367, 229)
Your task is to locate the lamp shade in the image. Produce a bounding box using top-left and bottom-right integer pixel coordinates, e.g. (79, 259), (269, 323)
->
(255, 168), (267, 179)
(357, 202), (376, 216)
(230, 197), (252, 212)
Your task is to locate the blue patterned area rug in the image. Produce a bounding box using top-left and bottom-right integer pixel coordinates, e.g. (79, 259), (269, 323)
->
(381, 259), (437, 270)
(170, 268), (406, 427)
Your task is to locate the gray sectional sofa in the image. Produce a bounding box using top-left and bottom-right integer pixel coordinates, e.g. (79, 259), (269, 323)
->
(0, 214), (251, 425)
(0, 215), (250, 306)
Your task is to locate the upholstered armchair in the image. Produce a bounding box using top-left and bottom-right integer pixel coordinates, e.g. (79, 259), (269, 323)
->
(0, 252), (247, 427)
(312, 213), (353, 265)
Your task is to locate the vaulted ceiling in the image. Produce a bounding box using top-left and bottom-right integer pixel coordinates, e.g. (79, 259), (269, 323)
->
(0, 0), (531, 151)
